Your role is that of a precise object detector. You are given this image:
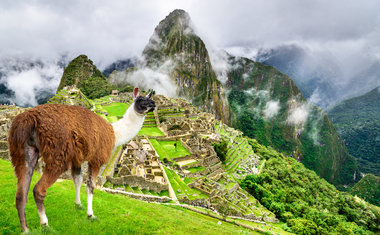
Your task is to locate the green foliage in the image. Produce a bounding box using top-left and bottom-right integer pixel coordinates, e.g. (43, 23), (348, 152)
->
(226, 56), (358, 186)
(241, 137), (380, 234)
(212, 140), (228, 162)
(328, 86), (380, 176)
(287, 219), (318, 235)
(350, 174), (380, 206)
(159, 116), (167, 123)
(81, 76), (113, 99)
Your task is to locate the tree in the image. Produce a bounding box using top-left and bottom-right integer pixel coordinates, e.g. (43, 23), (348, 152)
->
(212, 140), (228, 162)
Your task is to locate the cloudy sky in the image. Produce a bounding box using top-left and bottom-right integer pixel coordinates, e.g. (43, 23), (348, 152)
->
(0, 0), (379, 106)
(1, 0), (379, 66)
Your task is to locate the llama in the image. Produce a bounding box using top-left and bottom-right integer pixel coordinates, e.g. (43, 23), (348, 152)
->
(8, 87), (155, 232)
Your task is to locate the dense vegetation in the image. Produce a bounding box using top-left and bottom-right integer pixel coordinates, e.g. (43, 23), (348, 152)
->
(328, 87), (380, 176)
(212, 139), (228, 162)
(241, 139), (380, 234)
(350, 174), (380, 207)
(81, 76), (113, 99)
(226, 56), (357, 186)
(57, 55), (115, 99)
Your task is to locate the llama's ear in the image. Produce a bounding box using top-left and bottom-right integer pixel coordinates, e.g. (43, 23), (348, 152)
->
(133, 87), (139, 100)
(146, 90), (153, 99)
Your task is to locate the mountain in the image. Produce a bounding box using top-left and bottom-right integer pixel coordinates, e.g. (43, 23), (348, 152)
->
(102, 58), (135, 77)
(57, 55), (113, 99)
(327, 87), (380, 176)
(224, 54), (358, 186)
(141, 9), (230, 123)
(107, 9), (358, 187)
(256, 45), (342, 108)
(350, 174), (380, 207)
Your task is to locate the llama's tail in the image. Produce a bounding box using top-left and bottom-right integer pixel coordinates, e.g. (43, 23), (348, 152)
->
(8, 110), (37, 176)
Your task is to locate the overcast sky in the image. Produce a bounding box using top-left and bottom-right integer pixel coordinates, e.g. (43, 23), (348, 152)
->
(1, 0), (379, 68)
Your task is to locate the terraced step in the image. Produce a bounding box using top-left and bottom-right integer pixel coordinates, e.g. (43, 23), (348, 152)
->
(0, 150), (9, 160)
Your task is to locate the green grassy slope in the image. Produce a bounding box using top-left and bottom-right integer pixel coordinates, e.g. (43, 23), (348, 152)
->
(0, 159), (256, 234)
(350, 174), (380, 207)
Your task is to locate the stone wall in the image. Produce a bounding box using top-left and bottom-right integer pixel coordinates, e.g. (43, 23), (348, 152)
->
(228, 183), (240, 194)
(102, 188), (171, 203)
(106, 175), (168, 193)
(181, 161), (201, 170)
(173, 155), (194, 162)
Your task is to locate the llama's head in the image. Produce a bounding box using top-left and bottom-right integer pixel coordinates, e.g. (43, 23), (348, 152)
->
(133, 88), (156, 115)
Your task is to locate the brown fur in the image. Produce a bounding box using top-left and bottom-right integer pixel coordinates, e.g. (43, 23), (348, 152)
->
(8, 104), (115, 231)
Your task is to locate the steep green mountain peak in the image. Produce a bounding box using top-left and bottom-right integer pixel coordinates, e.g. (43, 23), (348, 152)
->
(225, 55), (358, 186)
(57, 55), (113, 99)
(141, 9), (230, 123)
(57, 55), (105, 91)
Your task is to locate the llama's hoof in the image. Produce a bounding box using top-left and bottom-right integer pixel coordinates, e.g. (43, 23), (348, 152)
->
(75, 203), (84, 210)
(41, 224), (54, 234)
(21, 228), (30, 234)
(87, 215), (98, 221)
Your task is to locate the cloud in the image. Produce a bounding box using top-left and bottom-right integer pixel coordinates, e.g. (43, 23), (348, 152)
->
(264, 100), (280, 119)
(287, 103), (309, 126)
(4, 62), (63, 106)
(0, 0), (378, 106)
(109, 59), (177, 98)
(208, 49), (230, 83)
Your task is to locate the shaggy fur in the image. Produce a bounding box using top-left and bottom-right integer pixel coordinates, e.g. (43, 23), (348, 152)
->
(8, 88), (155, 232)
(8, 104), (114, 232)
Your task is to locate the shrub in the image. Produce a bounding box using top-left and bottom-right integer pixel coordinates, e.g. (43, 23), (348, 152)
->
(212, 140), (228, 162)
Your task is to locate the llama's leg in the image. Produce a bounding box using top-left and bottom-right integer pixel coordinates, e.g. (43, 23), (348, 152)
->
(33, 167), (65, 227)
(15, 145), (39, 232)
(86, 164), (100, 219)
(71, 166), (83, 208)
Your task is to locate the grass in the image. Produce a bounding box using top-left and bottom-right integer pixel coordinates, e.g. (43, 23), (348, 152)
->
(101, 102), (129, 117)
(0, 159), (255, 234)
(150, 140), (190, 160)
(187, 166), (205, 173)
(138, 127), (165, 136)
(101, 146), (122, 177)
(164, 167), (208, 200)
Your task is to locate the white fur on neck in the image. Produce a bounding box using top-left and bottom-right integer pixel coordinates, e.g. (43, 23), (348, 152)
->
(112, 103), (146, 148)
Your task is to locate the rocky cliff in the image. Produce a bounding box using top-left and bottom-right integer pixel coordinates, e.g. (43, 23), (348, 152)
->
(141, 9), (230, 123)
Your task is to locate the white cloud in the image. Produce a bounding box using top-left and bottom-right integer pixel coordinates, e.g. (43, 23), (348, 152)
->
(109, 59), (177, 98)
(264, 100), (280, 119)
(287, 104), (309, 125)
(0, 0), (378, 105)
(5, 63), (62, 106)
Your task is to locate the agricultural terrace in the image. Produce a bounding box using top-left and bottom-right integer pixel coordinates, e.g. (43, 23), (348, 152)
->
(139, 112), (165, 136)
(164, 166), (209, 200)
(149, 139), (190, 161)
(138, 127), (165, 136)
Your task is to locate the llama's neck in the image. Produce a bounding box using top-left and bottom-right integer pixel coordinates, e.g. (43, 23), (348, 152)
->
(112, 103), (146, 147)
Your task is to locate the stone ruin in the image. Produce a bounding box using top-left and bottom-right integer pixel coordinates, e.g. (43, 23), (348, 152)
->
(107, 136), (168, 193)
(0, 106), (26, 160)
